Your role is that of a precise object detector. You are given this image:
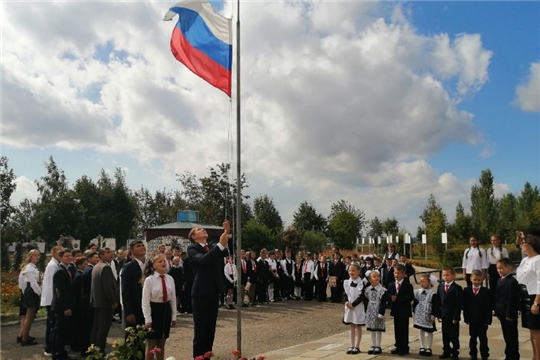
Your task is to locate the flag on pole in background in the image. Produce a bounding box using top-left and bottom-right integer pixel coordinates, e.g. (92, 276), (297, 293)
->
(164, 1), (232, 96)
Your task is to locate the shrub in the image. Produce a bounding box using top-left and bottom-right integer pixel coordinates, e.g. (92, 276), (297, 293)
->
(1, 271), (22, 311)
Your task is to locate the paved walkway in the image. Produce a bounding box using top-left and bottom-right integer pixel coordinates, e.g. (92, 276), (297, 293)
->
(261, 320), (532, 359)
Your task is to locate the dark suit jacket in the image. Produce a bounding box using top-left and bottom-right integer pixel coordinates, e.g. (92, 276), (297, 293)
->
(382, 267), (395, 288)
(168, 266), (184, 296)
(72, 269), (84, 308)
(52, 264), (74, 312)
(403, 263), (415, 278)
(90, 261), (120, 308)
(463, 286), (492, 324)
(388, 278), (414, 317)
(495, 275), (520, 320)
(329, 260), (345, 282)
(246, 259), (258, 283)
(436, 282), (463, 321)
(188, 243), (229, 297)
(120, 259), (144, 325)
(81, 264), (94, 306)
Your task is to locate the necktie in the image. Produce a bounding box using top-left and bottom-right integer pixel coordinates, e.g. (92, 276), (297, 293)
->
(242, 260), (246, 273)
(204, 244), (210, 252)
(321, 265), (325, 278)
(445, 284), (449, 293)
(473, 287), (479, 295)
(160, 275), (168, 302)
(252, 261), (257, 273)
(397, 282), (401, 291)
(304, 262), (308, 272)
(501, 276), (505, 281)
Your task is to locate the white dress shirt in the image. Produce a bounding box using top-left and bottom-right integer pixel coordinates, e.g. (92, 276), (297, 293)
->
(40, 258), (59, 306)
(281, 258), (293, 276)
(302, 259), (315, 276)
(487, 247), (510, 265)
(142, 272), (176, 324)
(462, 247), (488, 273)
(224, 263), (237, 284)
(517, 254), (540, 295)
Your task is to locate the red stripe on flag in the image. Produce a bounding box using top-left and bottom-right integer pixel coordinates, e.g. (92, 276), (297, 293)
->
(171, 26), (231, 97)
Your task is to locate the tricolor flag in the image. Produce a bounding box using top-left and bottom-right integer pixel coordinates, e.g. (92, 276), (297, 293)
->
(164, 1), (232, 96)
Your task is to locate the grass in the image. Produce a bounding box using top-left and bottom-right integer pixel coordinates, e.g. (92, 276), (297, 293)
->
(0, 306), (47, 323)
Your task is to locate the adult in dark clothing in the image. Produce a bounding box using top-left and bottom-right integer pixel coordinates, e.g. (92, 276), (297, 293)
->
(90, 248), (120, 354)
(329, 253), (345, 303)
(80, 251), (99, 356)
(281, 251), (295, 300)
(70, 256), (87, 353)
(121, 240), (146, 329)
(495, 258), (520, 360)
(188, 221), (230, 359)
(256, 249), (270, 304)
(388, 265), (414, 356)
(52, 250), (74, 360)
(246, 251), (258, 304)
(181, 254), (193, 314)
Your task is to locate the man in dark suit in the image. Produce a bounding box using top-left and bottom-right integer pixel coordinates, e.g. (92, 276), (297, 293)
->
(188, 221), (229, 359)
(90, 248), (120, 353)
(80, 251), (99, 356)
(121, 240), (146, 329)
(388, 265), (414, 356)
(495, 258), (520, 360)
(436, 267), (463, 360)
(52, 249), (74, 360)
(328, 253), (345, 303)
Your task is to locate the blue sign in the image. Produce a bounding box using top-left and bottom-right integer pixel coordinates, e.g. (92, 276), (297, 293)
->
(177, 210), (199, 222)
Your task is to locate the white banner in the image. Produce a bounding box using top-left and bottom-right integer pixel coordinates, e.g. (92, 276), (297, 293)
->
(71, 239), (81, 250)
(377, 236), (381, 244)
(405, 233), (411, 244)
(104, 238), (116, 250)
(395, 235), (399, 243)
(422, 234), (427, 244)
(442, 232), (448, 244)
(36, 242), (46, 253)
(362, 237), (365, 244)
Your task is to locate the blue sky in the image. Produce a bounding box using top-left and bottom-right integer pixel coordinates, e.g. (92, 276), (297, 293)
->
(2, 1), (539, 234)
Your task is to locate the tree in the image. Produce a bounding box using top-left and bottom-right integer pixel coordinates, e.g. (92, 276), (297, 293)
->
(420, 194), (448, 257)
(382, 217), (399, 236)
(111, 168), (137, 243)
(292, 201), (327, 233)
(517, 182), (540, 230)
(470, 169), (498, 243)
(0, 156), (17, 229)
(448, 201), (473, 245)
(281, 226), (301, 251)
(253, 194), (283, 233)
(327, 200), (365, 250)
(177, 163), (249, 226)
(368, 217), (384, 239)
(72, 175), (101, 244)
(301, 230), (327, 253)
(241, 219), (273, 252)
(498, 193), (518, 243)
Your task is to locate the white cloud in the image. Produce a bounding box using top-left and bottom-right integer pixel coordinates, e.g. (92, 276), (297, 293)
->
(1, 1), (496, 233)
(13, 176), (39, 205)
(515, 62), (540, 112)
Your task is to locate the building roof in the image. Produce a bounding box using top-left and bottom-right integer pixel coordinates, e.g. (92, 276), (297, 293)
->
(144, 221), (224, 231)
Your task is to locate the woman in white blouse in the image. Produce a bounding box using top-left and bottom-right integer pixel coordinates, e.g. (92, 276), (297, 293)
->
(516, 233), (540, 359)
(17, 249), (41, 346)
(462, 237), (488, 287)
(142, 254), (176, 360)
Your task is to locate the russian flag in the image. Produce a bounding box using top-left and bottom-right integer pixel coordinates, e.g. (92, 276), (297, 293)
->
(164, 1), (232, 97)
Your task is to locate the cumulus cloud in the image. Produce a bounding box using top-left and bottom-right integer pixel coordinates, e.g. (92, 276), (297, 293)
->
(515, 62), (540, 112)
(13, 176), (39, 205)
(1, 1), (495, 231)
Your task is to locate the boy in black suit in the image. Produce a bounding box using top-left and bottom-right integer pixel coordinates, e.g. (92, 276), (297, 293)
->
(389, 264), (414, 356)
(52, 249), (74, 360)
(463, 269), (491, 360)
(495, 258), (520, 360)
(436, 267), (463, 360)
(382, 258), (395, 288)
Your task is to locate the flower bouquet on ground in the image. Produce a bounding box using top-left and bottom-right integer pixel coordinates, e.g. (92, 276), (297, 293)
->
(85, 325), (152, 360)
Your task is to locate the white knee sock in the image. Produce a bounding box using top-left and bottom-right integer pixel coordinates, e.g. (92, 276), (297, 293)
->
(375, 331), (381, 347)
(419, 330), (425, 348)
(355, 326), (362, 347)
(370, 332), (377, 347)
(349, 326), (356, 347)
(425, 332), (433, 349)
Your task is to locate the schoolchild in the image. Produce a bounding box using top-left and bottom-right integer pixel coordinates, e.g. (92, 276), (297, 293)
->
(142, 254), (176, 360)
(462, 237), (488, 287)
(463, 269), (492, 360)
(314, 255), (329, 302)
(343, 263), (366, 355)
(364, 270), (390, 355)
(382, 258), (395, 288)
(413, 274), (439, 357)
(495, 258), (520, 360)
(436, 267), (463, 360)
(389, 264), (414, 356)
(224, 256), (237, 309)
(293, 257), (303, 299)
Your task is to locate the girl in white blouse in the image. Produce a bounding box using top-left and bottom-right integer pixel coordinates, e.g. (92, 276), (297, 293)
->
(18, 249), (41, 346)
(142, 254), (176, 360)
(487, 234), (509, 292)
(462, 237), (488, 287)
(516, 233), (540, 359)
(224, 256), (237, 309)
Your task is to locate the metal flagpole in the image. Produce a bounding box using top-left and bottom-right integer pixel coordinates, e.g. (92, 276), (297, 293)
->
(235, 0), (243, 356)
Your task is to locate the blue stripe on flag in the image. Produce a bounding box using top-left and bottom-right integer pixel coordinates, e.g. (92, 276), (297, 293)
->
(171, 7), (232, 71)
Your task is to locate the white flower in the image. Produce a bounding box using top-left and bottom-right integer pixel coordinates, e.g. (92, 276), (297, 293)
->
(165, 357), (176, 360)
